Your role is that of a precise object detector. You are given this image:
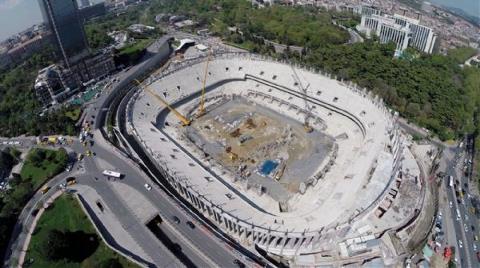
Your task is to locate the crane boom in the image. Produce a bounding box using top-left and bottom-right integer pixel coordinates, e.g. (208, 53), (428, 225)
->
(198, 51), (212, 117)
(135, 80), (191, 126)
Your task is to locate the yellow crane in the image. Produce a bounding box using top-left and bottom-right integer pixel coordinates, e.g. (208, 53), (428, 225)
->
(135, 80), (191, 126)
(197, 50), (212, 117)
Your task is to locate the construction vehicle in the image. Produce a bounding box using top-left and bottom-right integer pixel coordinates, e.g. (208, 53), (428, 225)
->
(225, 146), (238, 161)
(197, 50), (212, 118)
(135, 80), (191, 126)
(274, 162), (286, 181)
(291, 67), (314, 133)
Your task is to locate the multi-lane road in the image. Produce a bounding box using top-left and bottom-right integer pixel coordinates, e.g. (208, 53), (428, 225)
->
(4, 35), (257, 268)
(443, 136), (479, 267)
(75, 131), (246, 267)
(70, 37), (251, 267)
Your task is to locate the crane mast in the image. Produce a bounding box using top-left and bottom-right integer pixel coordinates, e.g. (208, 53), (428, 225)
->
(291, 66), (313, 133)
(198, 50), (212, 117)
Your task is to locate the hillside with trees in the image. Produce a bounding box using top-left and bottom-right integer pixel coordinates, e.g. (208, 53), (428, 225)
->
(0, 48), (78, 137)
(148, 0), (480, 140)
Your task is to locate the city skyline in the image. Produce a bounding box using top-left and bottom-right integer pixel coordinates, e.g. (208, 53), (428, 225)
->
(0, 0), (479, 41)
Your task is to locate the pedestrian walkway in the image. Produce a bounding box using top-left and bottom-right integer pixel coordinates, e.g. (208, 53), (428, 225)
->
(17, 190), (63, 268)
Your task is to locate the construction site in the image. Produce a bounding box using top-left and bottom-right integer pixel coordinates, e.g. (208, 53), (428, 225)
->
(127, 52), (428, 266)
(185, 96), (334, 202)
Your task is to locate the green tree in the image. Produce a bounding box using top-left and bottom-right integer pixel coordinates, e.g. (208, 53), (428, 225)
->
(101, 258), (124, 268)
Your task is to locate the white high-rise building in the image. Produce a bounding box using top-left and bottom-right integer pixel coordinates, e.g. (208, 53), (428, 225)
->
(358, 13), (437, 54)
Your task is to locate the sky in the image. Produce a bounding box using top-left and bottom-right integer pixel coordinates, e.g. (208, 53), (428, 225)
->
(0, 0), (103, 41)
(0, 0), (42, 40)
(0, 0), (478, 41)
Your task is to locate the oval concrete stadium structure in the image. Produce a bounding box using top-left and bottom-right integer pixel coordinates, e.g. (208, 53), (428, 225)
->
(127, 53), (424, 265)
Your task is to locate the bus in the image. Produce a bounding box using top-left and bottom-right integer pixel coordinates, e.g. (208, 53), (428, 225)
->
(449, 175), (454, 188)
(102, 170), (121, 178)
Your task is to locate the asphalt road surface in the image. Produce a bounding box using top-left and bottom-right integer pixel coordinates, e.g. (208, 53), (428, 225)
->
(443, 138), (479, 267)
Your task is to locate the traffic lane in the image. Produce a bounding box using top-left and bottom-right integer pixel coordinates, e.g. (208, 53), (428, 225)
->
(88, 140), (241, 266)
(448, 164), (474, 266)
(75, 174), (184, 267)
(98, 156), (240, 267)
(454, 153), (478, 265)
(140, 184), (240, 268)
(78, 152), (219, 267)
(448, 191), (467, 265)
(4, 168), (79, 265)
(446, 172), (469, 263)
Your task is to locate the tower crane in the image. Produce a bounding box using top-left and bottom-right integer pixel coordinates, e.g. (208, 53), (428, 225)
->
(291, 66), (314, 133)
(197, 50), (212, 117)
(135, 79), (191, 126)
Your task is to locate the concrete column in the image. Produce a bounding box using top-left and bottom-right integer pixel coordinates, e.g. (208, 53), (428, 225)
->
(279, 235), (289, 255)
(232, 222), (239, 234)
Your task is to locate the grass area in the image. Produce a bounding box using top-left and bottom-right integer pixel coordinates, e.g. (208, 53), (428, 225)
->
(20, 148), (68, 190)
(25, 195), (138, 268)
(223, 40), (256, 51)
(118, 39), (152, 55)
(64, 107), (82, 121)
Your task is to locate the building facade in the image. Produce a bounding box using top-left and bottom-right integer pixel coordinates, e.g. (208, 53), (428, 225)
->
(78, 2), (107, 21)
(70, 52), (116, 84)
(38, 0), (90, 67)
(358, 13), (437, 54)
(34, 64), (76, 106)
(34, 52), (115, 107)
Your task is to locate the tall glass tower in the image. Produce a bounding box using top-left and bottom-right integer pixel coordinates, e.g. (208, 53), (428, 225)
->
(38, 0), (90, 67)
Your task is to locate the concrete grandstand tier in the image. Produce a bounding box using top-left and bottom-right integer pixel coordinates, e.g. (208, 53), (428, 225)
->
(128, 53), (423, 265)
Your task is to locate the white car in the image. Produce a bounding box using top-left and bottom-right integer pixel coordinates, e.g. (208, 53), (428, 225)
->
(449, 201), (453, 208)
(473, 243), (477, 251)
(458, 240), (463, 248)
(144, 183), (152, 191)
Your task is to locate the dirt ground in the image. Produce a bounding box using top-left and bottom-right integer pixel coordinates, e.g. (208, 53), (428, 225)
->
(186, 97), (333, 200)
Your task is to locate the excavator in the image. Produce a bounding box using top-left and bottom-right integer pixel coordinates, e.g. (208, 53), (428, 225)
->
(134, 79), (191, 126)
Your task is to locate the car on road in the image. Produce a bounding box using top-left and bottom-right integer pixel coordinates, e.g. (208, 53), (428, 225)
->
(66, 177), (76, 186)
(464, 223), (469, 232)
(458, 240), (463, 248)
(144, 183), (152, 191)
(474, 243), (477, 251)
(449, 201), (453, 208)
(186, 221), (195, 229)
(31, 209), (39, 216)
(41, 186), (50, 194)
(172, 216), (180, 224)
